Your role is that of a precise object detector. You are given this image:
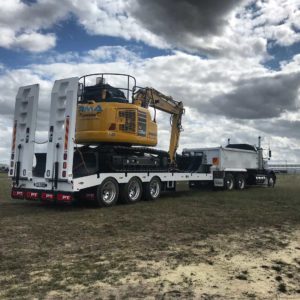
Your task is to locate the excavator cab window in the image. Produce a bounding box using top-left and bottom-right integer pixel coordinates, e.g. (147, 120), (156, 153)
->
(82, 83), (128, 103)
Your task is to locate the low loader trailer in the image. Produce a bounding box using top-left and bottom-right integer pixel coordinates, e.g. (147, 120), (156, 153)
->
(9, 77), (276, 206)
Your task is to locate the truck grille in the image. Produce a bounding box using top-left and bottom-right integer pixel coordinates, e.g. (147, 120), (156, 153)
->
(213, 171), (224, 179)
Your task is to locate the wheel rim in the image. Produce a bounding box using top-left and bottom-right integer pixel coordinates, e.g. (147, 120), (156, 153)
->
(226, 179), (233, 190)
(150, 179), (160, 198)
(238, 178), (245, 189)
(269, 177), (274, 186)
(102, 181), (116, 204)
(128, 180), (140, 201)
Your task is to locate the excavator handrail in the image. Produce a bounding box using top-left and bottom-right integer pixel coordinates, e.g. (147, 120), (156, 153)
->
(79, 73), (137, 100)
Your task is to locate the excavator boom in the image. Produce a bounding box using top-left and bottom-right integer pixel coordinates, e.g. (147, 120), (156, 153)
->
(134, 88), (184, 165)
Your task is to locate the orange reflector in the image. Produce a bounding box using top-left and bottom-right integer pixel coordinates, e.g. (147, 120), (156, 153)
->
(11, 121), (17, 152)
(212, 157), (219, 165)
(63, 162), (67, 169)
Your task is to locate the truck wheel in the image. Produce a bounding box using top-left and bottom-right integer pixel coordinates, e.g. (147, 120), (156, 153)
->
(224, 173), (235, 190)
(235, 174), (245, 190)
(96, 178), (119, 207)
(120, 177), (142, 204)
(143, 177), (161, 201)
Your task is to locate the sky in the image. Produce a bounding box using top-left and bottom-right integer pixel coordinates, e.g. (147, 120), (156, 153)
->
(0, 0), (300, 164)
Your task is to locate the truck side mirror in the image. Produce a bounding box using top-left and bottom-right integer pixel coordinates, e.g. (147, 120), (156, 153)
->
(269, 150), (272, 158)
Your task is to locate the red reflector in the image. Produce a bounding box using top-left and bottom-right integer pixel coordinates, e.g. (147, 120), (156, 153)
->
(57, 193), (72, 202)
(85, 193), (95, 200)
(63, 153), (67, 160)
(26, 191), (39, 200)
(11, 190), (24, 199)
(62, 170), (67, 177)
(109, 123), (116, 130)
(41, 192), (55, 200)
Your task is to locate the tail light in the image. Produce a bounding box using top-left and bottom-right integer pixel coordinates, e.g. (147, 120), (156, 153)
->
(26, 191), (39, 200)
(41, 192), (55, 201)
(57, 193), (73, 202)
(11, 189), (24, 199)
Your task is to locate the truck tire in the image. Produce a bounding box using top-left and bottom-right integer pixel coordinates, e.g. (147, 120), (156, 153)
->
(224, 173), (235, 190)
(120, 177), (142, 204)
(96, 177), (119, 207)
(143, 177), (161, 201)
(235, 174), (246, 190)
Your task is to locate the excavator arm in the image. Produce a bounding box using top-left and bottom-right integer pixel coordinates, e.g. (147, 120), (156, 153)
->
(134, 88), (184, 165)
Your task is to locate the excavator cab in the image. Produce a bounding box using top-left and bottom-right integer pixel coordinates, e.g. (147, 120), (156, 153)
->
(75, 73), (158, 146)
(81, 77), (128, 104)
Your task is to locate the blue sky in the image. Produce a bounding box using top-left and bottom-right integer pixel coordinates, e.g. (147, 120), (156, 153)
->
(0, 16), (170, 69)
(0, 0), (300, 163)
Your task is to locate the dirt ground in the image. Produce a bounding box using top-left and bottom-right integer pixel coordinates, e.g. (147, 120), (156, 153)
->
(0, 174), (300, 299)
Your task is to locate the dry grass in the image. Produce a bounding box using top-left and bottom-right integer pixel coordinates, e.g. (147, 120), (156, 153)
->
(0, 174), (300, 299)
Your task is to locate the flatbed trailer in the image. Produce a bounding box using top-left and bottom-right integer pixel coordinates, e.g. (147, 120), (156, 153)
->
(9, 77), (275, 206)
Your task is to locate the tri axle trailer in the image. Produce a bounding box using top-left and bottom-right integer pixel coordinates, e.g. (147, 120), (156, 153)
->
(9, 77), (276, 206)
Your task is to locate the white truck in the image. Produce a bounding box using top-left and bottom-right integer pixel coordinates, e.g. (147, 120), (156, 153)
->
(9, 77), (276, 206)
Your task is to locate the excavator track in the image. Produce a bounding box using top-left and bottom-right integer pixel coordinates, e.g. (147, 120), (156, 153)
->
(73, 145), (171, 177)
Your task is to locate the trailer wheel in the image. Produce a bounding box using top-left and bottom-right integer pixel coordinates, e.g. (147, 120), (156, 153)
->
(96, 178), (119, 207)
(235, 174), (246, 190)
(267, 174), (275, 187)
(143, 177), (161, 201)
(120, 177), (142, 204)
(224, 173), (235, 190)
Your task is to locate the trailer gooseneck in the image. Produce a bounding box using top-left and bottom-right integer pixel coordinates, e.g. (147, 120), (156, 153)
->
(9, 75), (276, 206)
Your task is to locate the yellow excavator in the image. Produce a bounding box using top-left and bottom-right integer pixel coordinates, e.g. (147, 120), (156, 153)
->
(75, 73), (184, 172)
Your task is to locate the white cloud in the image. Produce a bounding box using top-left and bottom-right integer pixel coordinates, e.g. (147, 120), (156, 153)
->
(242, 0), (300, 47)
(86, 46), (141, 63)
(14, 32), (56, 53)
(0, 0), (299, 58)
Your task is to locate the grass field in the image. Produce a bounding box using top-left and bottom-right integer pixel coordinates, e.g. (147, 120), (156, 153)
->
(0, 173), (300, 299)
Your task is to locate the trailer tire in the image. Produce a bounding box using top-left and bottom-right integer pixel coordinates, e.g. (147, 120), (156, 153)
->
(96, 178), (119, 207)
(235, 174), (246, 190)
(120, 177), (142, 204)
(267, 174), (276, 187)
(224, 173), (235, 190)
(143, 177), (161, 201)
